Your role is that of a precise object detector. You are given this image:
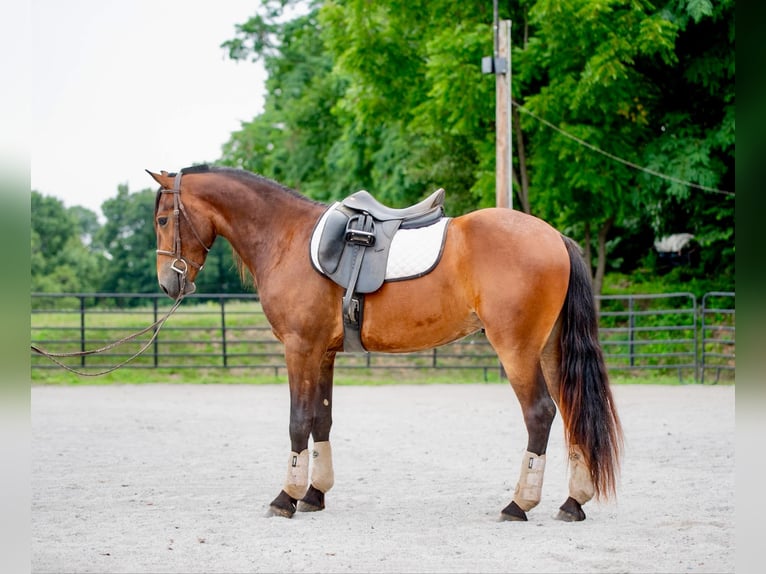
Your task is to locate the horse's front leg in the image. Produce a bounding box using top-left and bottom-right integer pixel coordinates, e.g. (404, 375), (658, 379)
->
(298, 351), (336, 513)
(267, 342), (323, 518)
(267, 344), (336, 518)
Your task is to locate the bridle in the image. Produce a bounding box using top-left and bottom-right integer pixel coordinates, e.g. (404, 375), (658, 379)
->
(30, 170), (213, 376)
(155, 170), (211, 279)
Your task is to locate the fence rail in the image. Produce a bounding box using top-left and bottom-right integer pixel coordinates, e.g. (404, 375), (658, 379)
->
(31, 291), (735, 383)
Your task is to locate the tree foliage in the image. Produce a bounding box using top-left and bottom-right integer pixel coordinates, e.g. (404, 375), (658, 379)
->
(31, 0), (734, 297)
(96, 185), (158, 294)
(218, 0), (734, 292)
(31, 192), (106, 294)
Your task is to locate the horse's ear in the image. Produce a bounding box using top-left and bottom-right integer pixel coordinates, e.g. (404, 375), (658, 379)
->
(146, 169), (172, 188)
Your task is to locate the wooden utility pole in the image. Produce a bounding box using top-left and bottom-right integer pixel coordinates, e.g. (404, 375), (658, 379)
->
(482, 5), (513, 209)
(495, 19), (512, 209)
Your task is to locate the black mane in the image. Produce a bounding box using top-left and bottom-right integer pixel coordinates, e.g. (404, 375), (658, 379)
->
(177, 164), (323, 206)
(176, 164), (211, 175)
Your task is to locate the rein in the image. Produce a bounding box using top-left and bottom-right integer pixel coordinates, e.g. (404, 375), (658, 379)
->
(31, 171), (208, 377)
(30, 291), (186, 376)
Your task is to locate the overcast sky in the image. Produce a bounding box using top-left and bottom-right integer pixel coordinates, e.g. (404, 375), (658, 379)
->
(30, 0), (268, 218)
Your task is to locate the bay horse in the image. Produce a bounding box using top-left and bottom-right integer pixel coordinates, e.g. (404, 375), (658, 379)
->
(149, 165), (622, 522)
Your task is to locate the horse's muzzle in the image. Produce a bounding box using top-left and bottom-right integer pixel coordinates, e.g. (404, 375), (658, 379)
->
(158, 268), (196, 299)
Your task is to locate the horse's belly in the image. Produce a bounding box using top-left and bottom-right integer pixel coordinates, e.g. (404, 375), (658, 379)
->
(359, 281), (481, 352)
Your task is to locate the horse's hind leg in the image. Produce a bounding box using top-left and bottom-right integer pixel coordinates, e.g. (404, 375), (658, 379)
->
(298, 352), (336, 512)
(493, 348), (557, 522)
(540, 328), (593, 522)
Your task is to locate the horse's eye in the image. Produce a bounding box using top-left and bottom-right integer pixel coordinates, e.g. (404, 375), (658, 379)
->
(157, 216), (168, 226)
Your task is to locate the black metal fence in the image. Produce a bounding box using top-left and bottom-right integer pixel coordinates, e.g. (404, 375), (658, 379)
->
(31, 291), (734, 382)
(699, 292), (736, 383)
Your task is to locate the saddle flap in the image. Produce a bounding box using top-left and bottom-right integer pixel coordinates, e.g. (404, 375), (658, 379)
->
(311, 205), (402, 293)
(316, 208), (348, 275)
(356, 219), (400, 292)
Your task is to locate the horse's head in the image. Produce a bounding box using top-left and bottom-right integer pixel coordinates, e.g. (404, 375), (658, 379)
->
(147, 169), (214, 299)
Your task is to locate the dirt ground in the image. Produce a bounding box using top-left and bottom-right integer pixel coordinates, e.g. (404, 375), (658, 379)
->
(31, 383), (735, 573)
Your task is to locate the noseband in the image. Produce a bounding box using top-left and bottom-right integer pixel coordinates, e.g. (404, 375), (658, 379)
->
(156, 171), (211, 276)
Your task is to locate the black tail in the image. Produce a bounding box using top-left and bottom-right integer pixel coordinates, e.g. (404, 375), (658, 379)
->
(558, 235), (623, 499)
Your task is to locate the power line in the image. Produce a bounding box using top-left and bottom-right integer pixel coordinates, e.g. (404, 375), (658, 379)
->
(513, 101), (734, 197)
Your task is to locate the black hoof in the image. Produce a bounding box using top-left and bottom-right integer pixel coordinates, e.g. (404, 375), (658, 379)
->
(297, 485), (325, 512)
(555, 496), (586, 522)
(499, 501), (528, 522)
(266, 490), (297, 518)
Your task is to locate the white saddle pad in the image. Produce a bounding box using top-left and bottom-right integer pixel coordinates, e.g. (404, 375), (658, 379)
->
(309, 206), (451, 282)
(385, 218), (450, 280)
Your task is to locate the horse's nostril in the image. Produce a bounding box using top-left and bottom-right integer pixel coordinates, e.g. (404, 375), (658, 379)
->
(160, 284), (169, 296)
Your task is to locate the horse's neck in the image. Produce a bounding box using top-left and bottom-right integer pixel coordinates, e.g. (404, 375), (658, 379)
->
(205, 179), (322, 280)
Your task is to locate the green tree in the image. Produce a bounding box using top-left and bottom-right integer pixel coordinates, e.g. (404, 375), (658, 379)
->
(637, 0), (735, 278)
(221, 2), (347, 201)
(31, 191), (106, 296)
(220, 0), (734, 292)
(97, 185), (161, 296)
(320, 0), (500, 212)
(517, 0), (680, 293)
(68, 205), (101, 246)
(514, 0), (733, 292)
(221, 0), (498, 211)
